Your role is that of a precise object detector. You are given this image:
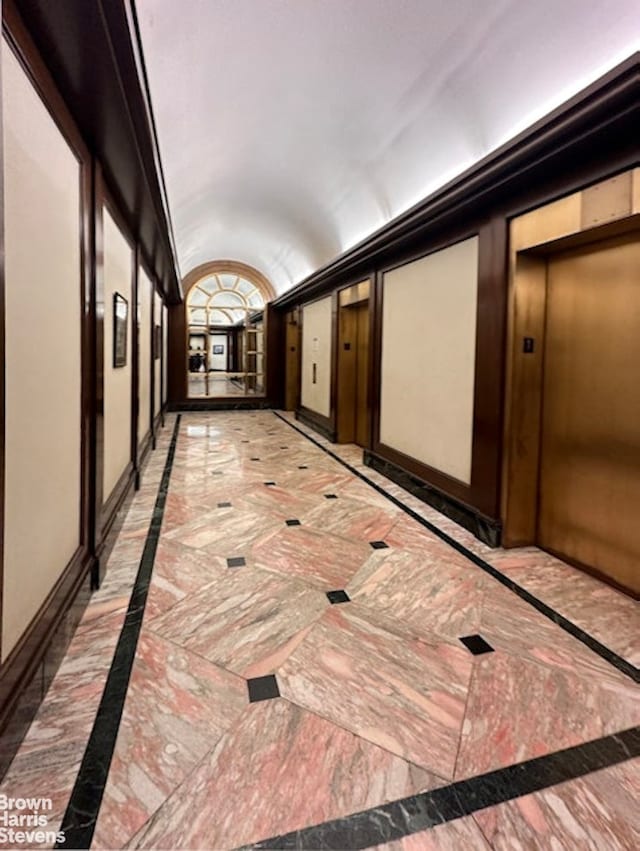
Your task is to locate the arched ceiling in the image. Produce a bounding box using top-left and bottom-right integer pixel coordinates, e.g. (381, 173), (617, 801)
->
(135, 0), (639, 295)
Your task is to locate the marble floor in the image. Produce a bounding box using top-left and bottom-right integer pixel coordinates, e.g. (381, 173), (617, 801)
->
(0, 411), (638, 850)
(188, 373), (263, 398)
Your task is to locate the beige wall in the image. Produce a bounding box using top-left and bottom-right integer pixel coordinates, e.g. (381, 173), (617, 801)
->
(154, 291), (162, 416)
(2, 42), (82, 658)
(103, 208), (133, 501)
(380, 236), (479, 484)
(138, 267), (152, 444)
(300, 296), (332, 417)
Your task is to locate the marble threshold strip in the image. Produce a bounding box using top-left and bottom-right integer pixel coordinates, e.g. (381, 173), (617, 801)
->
(249, 726), (640, 850)
(55, 415), (182, 851)
(275, 412), (640, 685)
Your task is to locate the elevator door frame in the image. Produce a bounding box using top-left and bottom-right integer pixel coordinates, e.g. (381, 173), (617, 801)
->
(501, 169), (640, 596)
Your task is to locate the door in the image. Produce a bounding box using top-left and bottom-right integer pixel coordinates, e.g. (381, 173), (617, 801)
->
(336, 300), (370, 446)
(538, 233), (640, 594)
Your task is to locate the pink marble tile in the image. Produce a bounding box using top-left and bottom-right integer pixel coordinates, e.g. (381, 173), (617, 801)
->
(92, 632), (247, 849)
(373, 816), (492, 849)
(164, 506), (279, 553)
(347, 549), (486, 645)
(128, 699), (442, 850)
(144, 538), (228, 620)
(455, 651), (640, 778)
(278, 605), (472, 778)
(474, 757), (640, 850)
(147, 565), (328, 676)
(303, 496), (399, 543)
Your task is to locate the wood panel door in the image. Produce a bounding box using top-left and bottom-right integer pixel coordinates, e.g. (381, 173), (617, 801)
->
(538, 233), (640, 595)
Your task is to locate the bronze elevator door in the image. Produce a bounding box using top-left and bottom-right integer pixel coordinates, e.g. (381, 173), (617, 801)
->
(538, 233), (640, 594)
(336, 301), (370, 446)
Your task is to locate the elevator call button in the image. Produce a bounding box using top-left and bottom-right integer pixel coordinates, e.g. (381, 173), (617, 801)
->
(523, 337), (535, 353)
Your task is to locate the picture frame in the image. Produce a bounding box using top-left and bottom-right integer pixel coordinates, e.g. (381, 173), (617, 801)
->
(212, 344), (224, 354)
(113, 292), (128, 368)
(154, 324), (162, 360)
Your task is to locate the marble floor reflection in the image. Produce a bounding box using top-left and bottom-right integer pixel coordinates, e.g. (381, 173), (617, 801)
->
(0, 410), (638, 850)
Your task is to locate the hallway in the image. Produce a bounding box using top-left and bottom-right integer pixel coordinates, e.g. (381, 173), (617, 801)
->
(1, 412), (638, 849)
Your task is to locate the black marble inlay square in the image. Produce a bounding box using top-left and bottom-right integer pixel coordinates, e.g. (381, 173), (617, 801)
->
(460, 634), (494, 655)
(369, 540), (389, 549)
(211, 470), (223, 476)
(326, 590), (350, 604)
(324, 493), (338, 499)
(250, 457), (260, 461)
(241, 440), (249, 443)
(298, 465), (308, 470)
(247, 675), (281, 703)
(264, 481), (276, 487)
(218, 502), (232, 508)
(280, 446), (288, 449)
(286, 518), (301, 526)
(227, 556), (246, 568)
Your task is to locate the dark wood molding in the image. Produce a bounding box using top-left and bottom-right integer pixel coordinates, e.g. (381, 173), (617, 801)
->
(98, 462), (135, 557)
(264, 303), (285, 408)
(329, 291), (339, 439)
(138, 431), (153, 469)
(296, 406), (336, 442)
(131, 244), (140, 487)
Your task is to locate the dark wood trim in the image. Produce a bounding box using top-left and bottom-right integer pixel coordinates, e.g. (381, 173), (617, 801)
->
(375, 442), (473, 504)
(98, 462), (135, 556)
(0, 546), (92, 770)
(364, 450), (501, 548)
(369, 269), (384, 457)
(296, 406), (336, 441)
(329, 291), (339, 439)
(264, 303), (285, 408)
(138, 431), (153, 469)
(149, 277), (157, 450)
(131, 245), (140, 487)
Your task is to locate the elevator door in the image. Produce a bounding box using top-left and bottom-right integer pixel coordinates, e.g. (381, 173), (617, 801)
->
(538, 233), (640, 594)
(336, 301), (370, 446)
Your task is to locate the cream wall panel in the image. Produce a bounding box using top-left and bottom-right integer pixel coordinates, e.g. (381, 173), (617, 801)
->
(2, 44), (82, 658)
(138, 267), (152, 444)
(154, 291), (162, 416)
(380, 237), (479, 484)
(103, 208), (133, 501)
(301, 296), (332, 417)
(162, 305), (168, 404)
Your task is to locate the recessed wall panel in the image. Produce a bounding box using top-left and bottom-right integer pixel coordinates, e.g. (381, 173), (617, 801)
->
(103, 209), (133, 501)
(300, 296), (332, 417)
(154, 291), (162, 416)
(379, 237), (479, 484)
(2, 43), (82, 658)
(138, 267), (152, 444)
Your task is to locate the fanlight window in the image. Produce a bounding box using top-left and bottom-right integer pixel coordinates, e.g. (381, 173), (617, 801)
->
(187, 274), (265, 326)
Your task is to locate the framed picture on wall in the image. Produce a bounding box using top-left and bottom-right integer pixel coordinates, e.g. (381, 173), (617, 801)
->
(113, 292), (128, 368)
(154, 324), (162, 360)
(212, 344), (224, 354)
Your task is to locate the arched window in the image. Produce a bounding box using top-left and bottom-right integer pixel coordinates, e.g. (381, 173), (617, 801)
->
(187, 272), (267, 326)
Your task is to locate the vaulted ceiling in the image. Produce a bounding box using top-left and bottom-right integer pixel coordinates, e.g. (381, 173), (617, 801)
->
(135, 0), (639, 295)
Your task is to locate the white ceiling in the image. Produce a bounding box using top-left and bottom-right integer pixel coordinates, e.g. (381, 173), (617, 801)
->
(135, 0), (639, 295)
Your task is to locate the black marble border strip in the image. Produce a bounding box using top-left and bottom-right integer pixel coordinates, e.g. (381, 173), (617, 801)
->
(55, 415), (182, 850)
(275, 413), (639, 684)
(249, 726), (640, 850)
